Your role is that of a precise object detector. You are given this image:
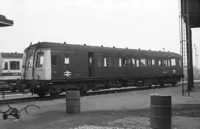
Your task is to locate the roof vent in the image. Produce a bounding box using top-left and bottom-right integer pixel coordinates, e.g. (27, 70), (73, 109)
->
(138, 48), (140, 50)
(101, 45), (103, 47)
(113, 46), (115, 48)
(149, 49), (151, 51)
(64, 42), (66, 44)
(126, 47), (128, 49)
(84, 44), (86, 46)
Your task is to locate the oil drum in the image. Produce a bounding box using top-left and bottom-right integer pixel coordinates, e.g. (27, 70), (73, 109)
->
(150, 94), (172, 129)
(66, 90), (80, 113)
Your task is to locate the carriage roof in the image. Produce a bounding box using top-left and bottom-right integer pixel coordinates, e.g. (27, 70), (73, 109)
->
(25, 42), (181, 58)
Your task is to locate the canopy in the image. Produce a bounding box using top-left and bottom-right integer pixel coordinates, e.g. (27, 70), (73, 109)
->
(0, 14), (14, 27)
(181, 0), (200, 28)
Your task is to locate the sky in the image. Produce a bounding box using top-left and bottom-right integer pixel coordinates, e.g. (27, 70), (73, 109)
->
(0, 0), (199, 66)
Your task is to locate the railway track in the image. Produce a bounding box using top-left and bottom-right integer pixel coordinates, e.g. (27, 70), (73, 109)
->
(0, 84), (181, 105)
(1, 80), (200, 105)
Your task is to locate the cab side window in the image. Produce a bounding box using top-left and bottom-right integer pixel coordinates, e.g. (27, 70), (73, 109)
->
(36, 52), (44, 68)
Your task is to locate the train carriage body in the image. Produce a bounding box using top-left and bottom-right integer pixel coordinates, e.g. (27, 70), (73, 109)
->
(21, 42), (183, 97)
(0, 52), (23, 91)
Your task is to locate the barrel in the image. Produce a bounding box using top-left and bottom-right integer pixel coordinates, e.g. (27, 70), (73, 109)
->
(150, 94), (172, 129)
(66, 90), (80, 113)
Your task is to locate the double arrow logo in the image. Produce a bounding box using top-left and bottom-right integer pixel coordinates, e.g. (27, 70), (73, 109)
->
(64, 70), (72, 77)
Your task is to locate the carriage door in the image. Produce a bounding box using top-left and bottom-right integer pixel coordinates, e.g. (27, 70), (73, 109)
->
(88, 52), (95, 77)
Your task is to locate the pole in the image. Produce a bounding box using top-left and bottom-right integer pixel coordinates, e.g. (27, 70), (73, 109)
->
(185, 0), (194, 93)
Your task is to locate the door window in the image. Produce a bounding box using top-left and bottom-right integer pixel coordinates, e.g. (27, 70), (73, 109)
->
(64, 56), (70, 65)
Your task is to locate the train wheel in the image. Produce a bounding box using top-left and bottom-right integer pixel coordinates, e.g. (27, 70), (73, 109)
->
(172, 82), (177, 87)
(10, 87), (16, 92)
(50, 92), (59, 98)
(159, 83), (165, 87)
(37, 93), (45, 98)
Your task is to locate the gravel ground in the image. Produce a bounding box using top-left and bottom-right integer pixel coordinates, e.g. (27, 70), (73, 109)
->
(0, 85), (200, 129)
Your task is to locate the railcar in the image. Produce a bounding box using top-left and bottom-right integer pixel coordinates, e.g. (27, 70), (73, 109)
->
(0, 52), (23, 92)
(20, 42), (183, 97)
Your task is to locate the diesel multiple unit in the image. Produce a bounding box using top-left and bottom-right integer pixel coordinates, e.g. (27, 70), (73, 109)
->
(20, 42), (183, 97)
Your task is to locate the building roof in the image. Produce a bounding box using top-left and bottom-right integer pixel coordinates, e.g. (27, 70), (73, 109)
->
(181, 0), (200, 28)
(1, 52), (23, 59)
(0, 14), (14, 27)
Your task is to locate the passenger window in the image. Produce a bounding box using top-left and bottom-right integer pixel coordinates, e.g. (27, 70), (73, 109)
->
(89, 57), (92, 64)
(136, 59), (140, 67)
(171, 58), (176, 66)
(127, 58), (131, 67)
(148, 59), (152, 67)
(152, 59), (155, 66)
(10, 61), (20, 70)
(140, 58), (147, 67)
(104, 57), (107, 67)
(179, 60), (182, 67)
(119, 58), (122, 67)
(97, 55), (102, 67)
(108, 57), (112, 67)
(122, 57), (127, 67)
(51, 55), (57, 65)
(36, 52), (44, 68)
(3, 62), (8, 70)
(132, 58), (136, 67)
(163, 60), (167, 67)
(167, 60), (170, 66)
(158, 60), (161, 66)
